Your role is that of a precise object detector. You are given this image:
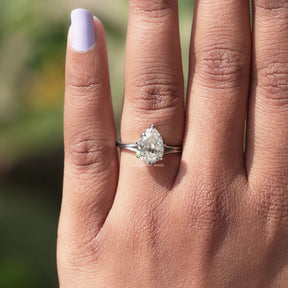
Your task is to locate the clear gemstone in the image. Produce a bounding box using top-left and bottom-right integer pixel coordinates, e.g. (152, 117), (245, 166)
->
(136, 125), (164, 165)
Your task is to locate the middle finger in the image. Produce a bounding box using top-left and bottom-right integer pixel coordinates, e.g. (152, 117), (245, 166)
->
(182, 0), (251, 179)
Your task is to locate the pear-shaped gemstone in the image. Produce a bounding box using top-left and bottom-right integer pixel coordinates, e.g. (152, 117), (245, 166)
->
(136, 125), (164, 165)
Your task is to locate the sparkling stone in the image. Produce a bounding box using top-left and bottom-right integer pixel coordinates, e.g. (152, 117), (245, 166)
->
(136, 125), (164, 165)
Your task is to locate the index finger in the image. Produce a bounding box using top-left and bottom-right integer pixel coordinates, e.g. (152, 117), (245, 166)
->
(58, 9), (118, 271)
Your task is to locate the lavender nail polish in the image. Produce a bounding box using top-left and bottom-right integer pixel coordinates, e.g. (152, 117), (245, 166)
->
(71, 9), (96, 52)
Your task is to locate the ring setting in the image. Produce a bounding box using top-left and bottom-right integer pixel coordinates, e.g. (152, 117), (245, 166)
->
(116, 124), (182, 165)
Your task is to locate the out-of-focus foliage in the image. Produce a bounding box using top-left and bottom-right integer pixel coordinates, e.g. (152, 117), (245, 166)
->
(0, 0), (193, 287)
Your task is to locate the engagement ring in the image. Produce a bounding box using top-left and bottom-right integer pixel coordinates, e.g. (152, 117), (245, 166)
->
(116, 124), (182, 165)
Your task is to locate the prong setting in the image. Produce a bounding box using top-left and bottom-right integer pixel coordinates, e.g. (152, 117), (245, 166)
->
(136, 125), (164, 165)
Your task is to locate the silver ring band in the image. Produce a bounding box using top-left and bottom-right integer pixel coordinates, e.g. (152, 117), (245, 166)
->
(116, 141), (182, 155)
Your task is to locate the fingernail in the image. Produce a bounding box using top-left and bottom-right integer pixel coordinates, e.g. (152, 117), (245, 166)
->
(71, 8), (96, 52)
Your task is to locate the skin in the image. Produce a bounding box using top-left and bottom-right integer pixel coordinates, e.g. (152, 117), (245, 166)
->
(57, 0), (288, 287)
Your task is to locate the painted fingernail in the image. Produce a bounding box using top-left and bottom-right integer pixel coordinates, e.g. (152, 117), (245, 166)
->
(71, 8), (96, 52)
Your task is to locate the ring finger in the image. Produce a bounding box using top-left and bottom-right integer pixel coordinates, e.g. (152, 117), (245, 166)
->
(118, 0), (184, 193)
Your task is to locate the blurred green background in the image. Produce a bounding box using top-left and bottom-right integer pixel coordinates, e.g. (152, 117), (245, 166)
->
(0, 0), (193, 287)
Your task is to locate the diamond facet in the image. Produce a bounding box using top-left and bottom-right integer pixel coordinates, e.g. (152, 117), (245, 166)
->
(136, 125), (164, 165)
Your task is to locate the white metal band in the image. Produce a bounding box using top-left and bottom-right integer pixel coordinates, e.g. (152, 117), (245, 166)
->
(116, 141), (182, 155)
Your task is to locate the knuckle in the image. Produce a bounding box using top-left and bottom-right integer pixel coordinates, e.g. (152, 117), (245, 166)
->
(57, 237), (102, 272)
(249, 181), (288, 236)
(256, 0), (288, 13)
(195, 45), (249, 88)
(128, 75), (182, 116)
(66, 74), (105, 98)
(182, 172), (232, 231)
(256, 61), (288, 106)
(130, 0), (177, 18)
(126, 208), (164, 254)
(68, 138), (115, 173)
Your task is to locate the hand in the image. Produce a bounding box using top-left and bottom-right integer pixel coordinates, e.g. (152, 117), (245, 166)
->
(57, 2), (288, 287)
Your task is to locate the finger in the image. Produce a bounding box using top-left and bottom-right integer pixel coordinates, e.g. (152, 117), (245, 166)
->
(182, 0), (251, 177)
(246, 1), (288, 184)
(58, 9), (118, 254)
(119, 0), (184, 188)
